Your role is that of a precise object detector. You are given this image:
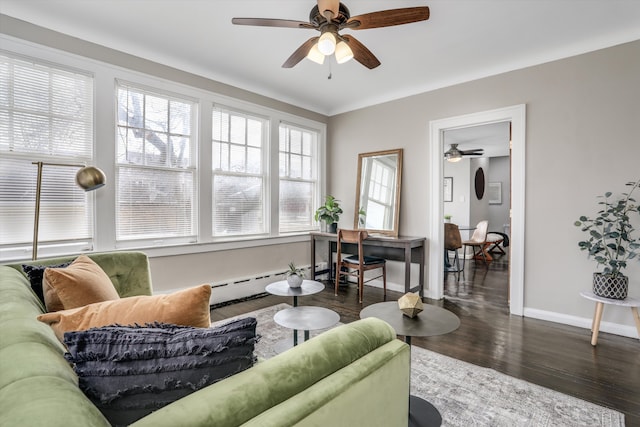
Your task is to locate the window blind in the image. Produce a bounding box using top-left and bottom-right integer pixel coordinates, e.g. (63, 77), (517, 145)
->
(278, 123), (318, 232)
(115, 83), (197, 242)
(212, 107), (266, 237)
(0, 53), (94, 259)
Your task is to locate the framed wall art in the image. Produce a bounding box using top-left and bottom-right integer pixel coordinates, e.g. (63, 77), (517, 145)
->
(488, 182), (502, 204)
(443, 177), (453, 202)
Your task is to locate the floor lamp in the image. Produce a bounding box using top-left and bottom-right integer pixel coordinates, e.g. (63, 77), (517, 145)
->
(32, 161), (106, 260)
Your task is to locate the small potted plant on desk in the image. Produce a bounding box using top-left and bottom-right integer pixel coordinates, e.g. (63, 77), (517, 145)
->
(285, 262), (305, 288)
(574, 179), (640, 299)
(315, 195), (343, 234)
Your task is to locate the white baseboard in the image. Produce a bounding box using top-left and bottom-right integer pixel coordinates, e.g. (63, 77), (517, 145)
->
(523, 307), (639, 340)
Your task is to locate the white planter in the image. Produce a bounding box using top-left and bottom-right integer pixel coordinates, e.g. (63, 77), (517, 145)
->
(287, 274), (303, 288)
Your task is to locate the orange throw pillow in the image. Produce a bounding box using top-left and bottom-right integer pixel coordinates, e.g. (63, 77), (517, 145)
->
(38, 284), (212, 341)
(43, 255), (120, 312)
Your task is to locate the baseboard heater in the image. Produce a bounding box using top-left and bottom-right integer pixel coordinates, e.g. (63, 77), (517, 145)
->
(209, 262), (328, 305)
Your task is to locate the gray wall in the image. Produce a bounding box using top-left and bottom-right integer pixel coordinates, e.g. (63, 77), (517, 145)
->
(328, 40), (640, 333)
(3, 14), (640, 333)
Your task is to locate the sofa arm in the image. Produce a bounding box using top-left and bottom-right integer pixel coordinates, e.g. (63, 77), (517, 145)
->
(131, 317), (409, 427)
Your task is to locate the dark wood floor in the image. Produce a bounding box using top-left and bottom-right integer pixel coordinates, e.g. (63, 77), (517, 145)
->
(211, 254), (640, 426)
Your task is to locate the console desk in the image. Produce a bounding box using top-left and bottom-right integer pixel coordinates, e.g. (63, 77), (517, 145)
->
(310, 232), (426, 296)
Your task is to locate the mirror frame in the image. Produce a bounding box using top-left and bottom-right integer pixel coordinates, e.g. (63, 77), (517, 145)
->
(353, 148), (403, 237)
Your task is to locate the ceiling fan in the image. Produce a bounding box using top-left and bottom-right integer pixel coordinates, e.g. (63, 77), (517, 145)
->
(232, 1), (430, 69)
(444, 144), (484, 162)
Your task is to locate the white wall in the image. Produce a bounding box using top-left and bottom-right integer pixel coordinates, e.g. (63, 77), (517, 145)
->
(328, 40), (640, 336)
(488, 156), (511, 233)
(443, 158), (471, 236)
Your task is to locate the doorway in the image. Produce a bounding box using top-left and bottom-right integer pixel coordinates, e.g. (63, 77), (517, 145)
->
(442, 122), (511, 307)
(427, 105), (525, 316)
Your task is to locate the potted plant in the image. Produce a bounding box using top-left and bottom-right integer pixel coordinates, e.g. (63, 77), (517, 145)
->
(315, 195), (343, 233)
(285, 262), (305, 288)
(574, 179), (640, 299)
(444, 214), (452, 223)
(358, 208), (367, 227)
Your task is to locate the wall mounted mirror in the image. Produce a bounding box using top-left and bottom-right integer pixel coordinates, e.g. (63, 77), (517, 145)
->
(354, 148), (403, 237)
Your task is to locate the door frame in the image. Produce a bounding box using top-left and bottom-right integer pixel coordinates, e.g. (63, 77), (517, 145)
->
(427, 104), (526, 315)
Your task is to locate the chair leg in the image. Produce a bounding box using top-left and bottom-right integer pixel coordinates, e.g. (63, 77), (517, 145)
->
(462, 245), (467, 271)
(453, 250), (460, 281)
(334, 263), (341, 296)
(358, 270), (364, 304)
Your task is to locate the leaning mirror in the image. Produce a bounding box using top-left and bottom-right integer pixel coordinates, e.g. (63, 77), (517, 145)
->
(354, 148), (403, 237)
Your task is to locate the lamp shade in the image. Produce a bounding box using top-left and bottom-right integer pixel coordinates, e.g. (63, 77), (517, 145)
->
(318, 32), (336, 55)
(76, 166), (106, 191)
(307, 44), (325, 64)
(335, 41), (353, 64)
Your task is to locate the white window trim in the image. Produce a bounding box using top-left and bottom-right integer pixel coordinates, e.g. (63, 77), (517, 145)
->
(0, 34), (326, 262)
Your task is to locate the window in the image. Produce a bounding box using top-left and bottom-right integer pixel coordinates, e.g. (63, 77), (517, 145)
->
(116, 82), (197, 243)
(211, 107), (267, 237)
(279, 123), (318, 232)
(0, 53), (95, 259)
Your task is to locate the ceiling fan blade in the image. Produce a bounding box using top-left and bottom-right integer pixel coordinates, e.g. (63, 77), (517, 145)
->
(282, 37), (319, 68)
(342, 35), (381, 69)
(317, 0), (340, 21)
(345, 7), (430, 30)
(232, 17), (316, 29)
(460, 149), (484, 155)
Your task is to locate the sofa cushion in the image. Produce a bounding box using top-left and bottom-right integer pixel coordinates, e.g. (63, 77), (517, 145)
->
(37, 284), (212, 341)
(21, 261), (73, 304)
(63, 318), (258, 426)
(43, 255), (120, 312)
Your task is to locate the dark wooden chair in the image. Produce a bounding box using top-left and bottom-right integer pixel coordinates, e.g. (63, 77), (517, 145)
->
(444, 223), (463, 280)
(335, 229), (386, 304)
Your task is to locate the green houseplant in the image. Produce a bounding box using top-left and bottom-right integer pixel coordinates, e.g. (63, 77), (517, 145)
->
(315, 195), (343, 233)
(574, 179), (640, 299)
(285, 262), (305, 288)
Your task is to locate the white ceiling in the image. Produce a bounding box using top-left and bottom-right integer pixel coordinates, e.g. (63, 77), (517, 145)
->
(2, 1), (640, 116)
(444, 122), (510, 158)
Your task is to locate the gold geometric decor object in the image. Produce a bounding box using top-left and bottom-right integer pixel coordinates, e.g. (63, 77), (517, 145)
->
(398, 292), (423, 318)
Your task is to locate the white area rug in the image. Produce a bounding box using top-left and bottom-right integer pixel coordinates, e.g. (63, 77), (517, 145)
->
(214, 304), (625, 427)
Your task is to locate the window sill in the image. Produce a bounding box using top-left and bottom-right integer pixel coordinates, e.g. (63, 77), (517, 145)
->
(122, 233), (313, 259)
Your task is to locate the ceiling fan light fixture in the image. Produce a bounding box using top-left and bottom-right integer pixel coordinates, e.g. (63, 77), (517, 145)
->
(306, 43), (325, 64)
(318, 31), (336, 55)
(335, 41), (353, 64)
(446, 153), (462, 163)
(444, 145), (463, 162)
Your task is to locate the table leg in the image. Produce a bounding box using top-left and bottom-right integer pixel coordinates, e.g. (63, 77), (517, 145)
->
(310, 237), (316, 279)
(591, 302), (604, 346)
(632, 307), (640, 340)
(404, 335), (442, 427)
(404, 246), (411, 293)
(293, 329), (298, 346)
(304, 330), (310, 341)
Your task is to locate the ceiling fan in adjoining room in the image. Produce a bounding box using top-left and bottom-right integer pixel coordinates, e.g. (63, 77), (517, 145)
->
(444, 144), (484, 162)
(232, 1), (430, 69)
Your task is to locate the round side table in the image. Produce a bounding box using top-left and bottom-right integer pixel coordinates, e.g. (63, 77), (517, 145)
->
(265, 280), (324, 307)
(580, 290), (640, 346)
(361, 301), (460, 427)
(266, 279), (325, 348)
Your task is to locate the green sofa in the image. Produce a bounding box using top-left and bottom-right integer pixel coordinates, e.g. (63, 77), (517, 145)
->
(0, 251), (410, 426)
